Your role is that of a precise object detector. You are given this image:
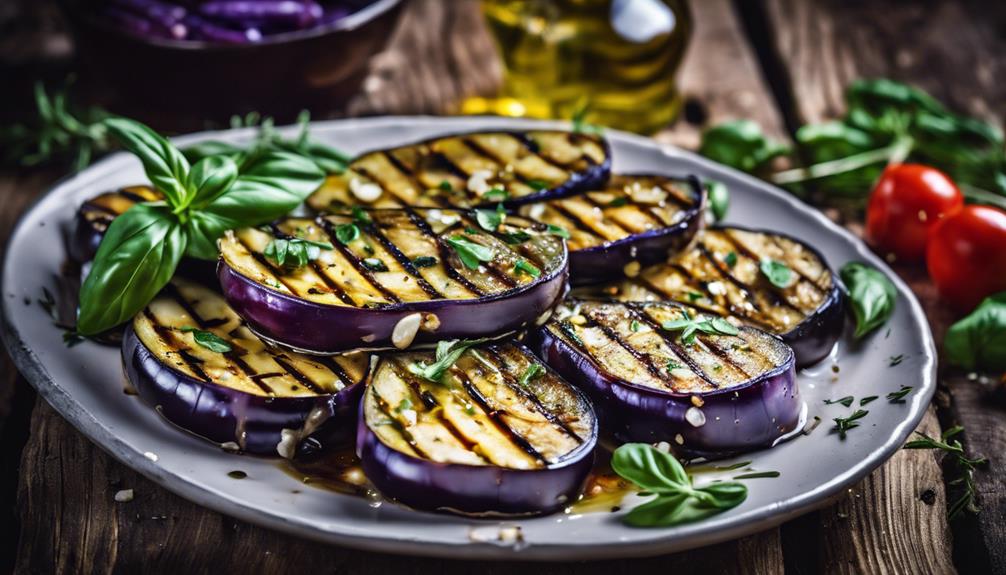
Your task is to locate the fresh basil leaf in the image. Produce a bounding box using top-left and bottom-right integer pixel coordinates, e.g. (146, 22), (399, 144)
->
(501, 231), (532, 245)
(695, 482), (748, 509)
(760, 258), (792, 288)
(77, 204), (186, 335)
(181, 140), (244, 164)
(104, 117), (191, 208)
(199, 151), (324, 225)
(622, 492), (695, 527)
(408, 338), (489, 384)
(183, 210), (232, 260)
(707, 180), (729, 222)
(840, 262), (896, 339)
(945, 292), (1006, 371)
(610, 443), (689, 493)
(335, 223), (360, 244)
(476, 204), (506, 232)
(264, 237), (332, 268)
(699, 120), (790, 173)
(446, 236), (494, 270)
(186, 154), (239, 206)
(181, 326), (232, 353)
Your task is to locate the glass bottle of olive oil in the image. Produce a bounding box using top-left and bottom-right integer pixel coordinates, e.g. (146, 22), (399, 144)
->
(463, 0), (692, 134)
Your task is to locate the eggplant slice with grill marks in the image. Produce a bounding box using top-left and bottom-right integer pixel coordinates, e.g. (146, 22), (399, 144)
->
(123, 278), (370, 456)
(518, 174), (705, 285)
(533, 299), (799, 457)
(217, 209), (569, 354)
(577, 226), (845, 367)
(306, 130), (610, 211)
(358, 341), (597, 516)
(70, 186), (162, 263)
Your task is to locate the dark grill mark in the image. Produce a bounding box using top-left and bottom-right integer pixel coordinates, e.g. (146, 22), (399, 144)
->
(314, 355), (360, 388)
(272, 356), (325, 394)
(319, 219), (403, 304)
(580, 306), (675, 387)
(404, 210), (487, 296)
(370, 384), (432, 460)
(628, 305), (721, 389)
(365, 216), (444, 299)
(696, 242), (802, 315)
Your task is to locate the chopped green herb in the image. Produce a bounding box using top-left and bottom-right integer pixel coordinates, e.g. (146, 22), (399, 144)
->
(482, 187), (508, 201)
(446, 236), (494, 270)
(661, 311), (739, 344)
(904, 425), (988, 519)
(465, 405), (476, 416)
(832, 409), (869, 439)
(264, 237), (333, 268)
(438, 180), (453, 192)
(408, 338), (488, 384)
(351, 206), (371, 225)
(887, 386), (913, 403)
(526, 179), (550, 191)
(412, 256), (437, 268)
(394, 398), (413, 413)
(759, 258), (792, 288)
(361, 257), (388, 272)
(724, 251), (738, 268)
(475, 203), (506, 232)
(860, 396), (879, 406)
(686, 291), (703, 302)
(630, 320), (642, 332)
(546, 224), (570, 239)
(824, 396), (855, 408)
(181, 326), (232, 353)
(334, 223), (360, 244)
(464, 226), (481, 235)
(501, 231), (532, 244)
(513, 259), (541, 278)
(607, 197), (629, 208)
(713, 460), (752, 471)
(666, 358), (684, 371)
(888, 354), (905, 367)
(518, 363), (545, 388)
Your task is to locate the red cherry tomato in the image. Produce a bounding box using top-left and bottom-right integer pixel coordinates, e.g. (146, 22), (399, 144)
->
(865, 164), (964, 262)
(926, 205), (1006, 312)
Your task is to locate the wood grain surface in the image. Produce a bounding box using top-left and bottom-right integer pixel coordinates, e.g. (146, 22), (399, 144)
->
(2, 0), (1002, 573)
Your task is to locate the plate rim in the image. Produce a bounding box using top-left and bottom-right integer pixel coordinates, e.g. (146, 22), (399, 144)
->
(0, 115), (937, 561)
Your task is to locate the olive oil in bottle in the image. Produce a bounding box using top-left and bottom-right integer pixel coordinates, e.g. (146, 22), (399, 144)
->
(464, 0), (692, 134)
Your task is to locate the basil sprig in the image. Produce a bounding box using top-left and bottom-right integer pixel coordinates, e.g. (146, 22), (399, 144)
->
(264, 237), (333, 268)
(77, 118), (324, 335)
(611, 444), (747, 527)
(945, 292), (1006, 371)
(408, 338), (489, 384)
(661, 311), (739, 344)
(839, 262), (896, 339)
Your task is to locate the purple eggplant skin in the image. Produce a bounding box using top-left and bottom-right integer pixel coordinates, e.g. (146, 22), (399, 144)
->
(121, 324), (364, 454)
(506, 133), (612, 208)
(216, 255), (570, 356)
(568, 175), (706, 286)
(198, 1), (323, 30)
(532, 326), (800, 459)
(356, 357), (597, 516)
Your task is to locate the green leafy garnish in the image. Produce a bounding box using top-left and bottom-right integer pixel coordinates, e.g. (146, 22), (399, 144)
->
(832, 409), (869, 439)
(475, 203), (506, 232)
(888, 354), (905, 367)
(518, 363), (545, 388)
(412, 256), (437, 268)
(76, 118), (324, 335)
(408, 339), (488, 384)
(699, 120), (789, 174)
(438, 180), (453, 192)
(661, 311), (739, 344)
(706, 180), (729, 222)
(482, 187), (509, 201)
(526, 179), (550, 191)
(887, 386), (913, 403)
(630, 320), (642, 332)
(666, 359), (684, 371)
(723, 251), (738, 268)
(860, 396), (879, 406)
(351, 206), (371, 225)
(501, 231), (532, 245)
(394, 398), (413, 413)
(840, 262), (896, 339)
(607, 197), (629, 208)
(181, 326), (232, 353)
(264, 237), (333, 268)
(610, 444), (747, 527)
(759, 258), (792, 288)
(545, 224), (570, 239)
(733, 471), (780, 480)
(824, 396), (855, 408)
(361, 257), (388, 272)
(944, 292), (1006, 371)
(446, 236), (494, 270)
(334, 223), (360, 244)
(904, 425), (988, 519)
(513, 259), (541, 278)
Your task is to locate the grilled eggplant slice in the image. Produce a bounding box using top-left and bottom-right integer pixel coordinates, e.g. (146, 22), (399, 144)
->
(123, 278), (369, 456)
(70, 186), (161, 263)
(518, 174), (705, 285)
(578, 226), (845, 367)
(306, 130), (610, 211)
(533, 299), (799, 457)
(218, 209), (569, 354)
(358, 341), (597, 516)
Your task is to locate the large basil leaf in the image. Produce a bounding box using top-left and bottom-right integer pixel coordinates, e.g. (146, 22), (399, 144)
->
(77, 203), (186, 335)
(104, 118), (191, 208)
(840, 262), (897, 339)
(186, 155), (239, 206)
(184, 210), (234, 260)
(199, 151), (324, 224)
(945, 292), (1006, 371)
(610, 443), (689, 493)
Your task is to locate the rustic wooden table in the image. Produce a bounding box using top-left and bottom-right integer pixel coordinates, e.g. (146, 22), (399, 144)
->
(2, 1), (1004, 573)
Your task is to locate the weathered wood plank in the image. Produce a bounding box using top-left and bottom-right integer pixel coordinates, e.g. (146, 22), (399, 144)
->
(759, 0), (1006, 572)
(11, 0), (790, 572)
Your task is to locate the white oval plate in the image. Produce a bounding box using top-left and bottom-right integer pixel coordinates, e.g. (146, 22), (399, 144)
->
(1, 116), (935, 561)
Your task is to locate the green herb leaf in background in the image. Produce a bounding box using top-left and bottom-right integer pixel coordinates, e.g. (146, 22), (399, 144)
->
(610, 443), (747, 527)
(707, 180), (729, 222)
(699, 120), (790, 174)
(944, 292), (1006, 371)
(840, 262), (896, 339)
